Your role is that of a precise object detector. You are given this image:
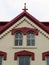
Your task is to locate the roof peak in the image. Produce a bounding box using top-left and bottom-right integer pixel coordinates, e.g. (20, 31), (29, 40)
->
(22, 3), (28, 12)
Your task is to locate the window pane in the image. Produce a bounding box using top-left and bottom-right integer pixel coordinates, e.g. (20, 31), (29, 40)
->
(15, 40), (18, 45)
(31, 33), (34, 38)
(15, 33), (18, 38)
(15, 32), (23, 46)
(27, 32), (35, 46)
(46, 56), (49, 65)
(31, 40), (35, 46)
(25, 56), (30, 65)
(19, 56), (30, 65)
(19, 40), (22, 46)
(19, 56), (24, 65)
(0, 56), (2, 65)
(27, 33), (30, 38)
(18, 33), (22, 38)
(27, 40), (30, 46)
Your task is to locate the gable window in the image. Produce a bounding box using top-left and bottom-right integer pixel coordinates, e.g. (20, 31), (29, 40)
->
(0, 56), (2, 65)
(46, 56), (49, 65)
(19, 56), (30, 65)
(15, 32), (23, 46)
(27, 32), (35, 46)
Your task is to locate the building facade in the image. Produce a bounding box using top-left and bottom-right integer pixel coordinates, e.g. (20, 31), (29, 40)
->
(0, 4), (49, 65)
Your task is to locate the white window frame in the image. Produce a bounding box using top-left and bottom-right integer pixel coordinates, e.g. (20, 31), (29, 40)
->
(15, 32), (23, 46)
(27, 32), (35, 46)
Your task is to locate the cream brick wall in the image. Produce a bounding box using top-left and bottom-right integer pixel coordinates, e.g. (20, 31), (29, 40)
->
(0, 17), (49, 65)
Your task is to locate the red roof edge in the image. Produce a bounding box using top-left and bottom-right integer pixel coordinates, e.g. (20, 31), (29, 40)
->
(0, 11), (49, 34)
(0, 22), (9, 26)
(41, 22), (49, 26)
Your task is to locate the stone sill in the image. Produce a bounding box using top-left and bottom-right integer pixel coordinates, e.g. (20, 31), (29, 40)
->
(12, 46), (37, 49)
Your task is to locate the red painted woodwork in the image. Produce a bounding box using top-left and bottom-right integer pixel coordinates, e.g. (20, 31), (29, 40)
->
(14, 50), (35, 60)
(42, 51), (49, 60)
(11, 27), (38, 35)
(0, 51), (7, 60)
(0, 10), (49, 34)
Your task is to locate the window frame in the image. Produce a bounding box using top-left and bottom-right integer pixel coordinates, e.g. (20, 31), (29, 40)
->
(15, 32), (23, 46)
(19, 56), (30, 65)
(27, 32), (35, 46)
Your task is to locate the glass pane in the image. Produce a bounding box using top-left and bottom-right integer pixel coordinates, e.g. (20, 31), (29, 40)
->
(46, 56), (49, 65)
(19, 40), (22, 46)
(15, 33), (18, 38)
(18, 33), (22, 38)
(27, 32), (35, 46)
(15, 32), (22, 38)
(15, 32), (23, 46)
(15, 40), (18, 45)
(27, 40), (30, 46)
(31, 40), (35, 46)
(27, 32), (34, 38)
(0, 56), (2, 65)
(19, 56), (30, 65)
(25, 56), (30, 65)
(27, 33), (30, 38)
(19, 56), (24, 65)
(31, 33), (35, 38)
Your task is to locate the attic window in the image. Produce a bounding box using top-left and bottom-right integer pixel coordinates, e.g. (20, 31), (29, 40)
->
(27, 32), (35, 46)
(15, 32), (23, 46)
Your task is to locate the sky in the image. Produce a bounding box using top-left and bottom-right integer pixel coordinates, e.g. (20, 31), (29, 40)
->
(0, 0), (49, 22)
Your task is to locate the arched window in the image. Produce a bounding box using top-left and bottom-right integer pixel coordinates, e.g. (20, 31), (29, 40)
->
(27, 32), (35, 46)
(15, 32), (23, 46)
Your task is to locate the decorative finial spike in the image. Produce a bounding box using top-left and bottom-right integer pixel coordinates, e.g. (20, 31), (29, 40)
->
(22, 3), (28, 12)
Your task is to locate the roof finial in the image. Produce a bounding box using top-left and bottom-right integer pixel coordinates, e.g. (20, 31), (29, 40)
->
(22, 3), (28, 12)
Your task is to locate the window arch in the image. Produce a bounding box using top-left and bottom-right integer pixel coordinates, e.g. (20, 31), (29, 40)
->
(15, 32), (23, 46)
(27, 32), (35, 46)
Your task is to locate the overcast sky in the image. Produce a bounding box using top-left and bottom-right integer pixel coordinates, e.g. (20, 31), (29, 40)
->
(0, 0), (49, 22)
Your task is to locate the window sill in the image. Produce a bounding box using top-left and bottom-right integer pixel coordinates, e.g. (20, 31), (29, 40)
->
(12, 46), (37, 49)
